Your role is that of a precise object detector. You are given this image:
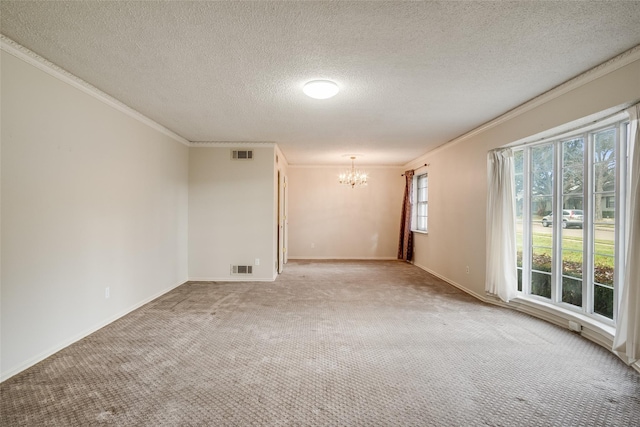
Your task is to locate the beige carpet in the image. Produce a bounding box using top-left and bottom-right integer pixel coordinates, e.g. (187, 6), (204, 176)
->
(1, 260), (639, 426)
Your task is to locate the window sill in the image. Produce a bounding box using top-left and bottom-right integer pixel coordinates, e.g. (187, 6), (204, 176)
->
(411, 229), (428, 235)
(508, 295), (615, 348)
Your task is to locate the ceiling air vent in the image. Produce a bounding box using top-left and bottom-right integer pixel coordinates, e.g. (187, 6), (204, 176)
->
(231, 265), (253, 275)
(231, 150), (253, 160)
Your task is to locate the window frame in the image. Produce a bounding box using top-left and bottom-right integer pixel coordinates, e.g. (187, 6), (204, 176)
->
(513, 116), (629, 327)
(411, 172), (428, 233)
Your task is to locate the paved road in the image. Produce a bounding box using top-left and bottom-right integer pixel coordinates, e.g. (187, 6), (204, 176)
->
(519, 222), (615, 243)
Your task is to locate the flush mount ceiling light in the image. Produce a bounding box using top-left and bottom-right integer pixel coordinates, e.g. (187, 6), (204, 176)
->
(303, 80), (339, 99)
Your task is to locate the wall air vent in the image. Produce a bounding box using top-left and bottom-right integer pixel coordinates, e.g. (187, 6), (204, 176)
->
(231, 150), (253, 160)
(231, 265), (253, 275)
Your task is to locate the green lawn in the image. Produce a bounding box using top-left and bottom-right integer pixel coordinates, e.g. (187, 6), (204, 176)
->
(516, 231), (614, 286)
(517, 233), (613, 260)
(514, 221), (616, 317)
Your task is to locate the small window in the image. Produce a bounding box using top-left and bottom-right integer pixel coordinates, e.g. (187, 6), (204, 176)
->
(413, 173), (428, 232)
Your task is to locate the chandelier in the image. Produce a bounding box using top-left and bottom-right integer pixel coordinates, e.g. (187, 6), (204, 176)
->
(339, 156), (368, 188)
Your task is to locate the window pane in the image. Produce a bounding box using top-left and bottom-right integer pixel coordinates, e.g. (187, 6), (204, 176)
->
(534, 196), (553, 224)
(562, 199), (584, 214)
(563, 138), (584, 165)
(529, 144), (553, 300)
(594, 164), (615, 195)
(563, 138), (584, 196)
(531, 271), (552, 298)
(594, 284), (614, 319)
(563, 165), (584, 196)
(594, 129), (616, 158)
(413, 174), (428, 232)
(531, 145), (553, 199)
(561, 139), (584, 308)
(591, 128), (616, 319)
(562, 249), (582, 278)
(593, 208), (614, 287)
(532, 245), (551, 273)
(562, 276), (582, 307)
(593, 193), (615, 294)
(532, 186), (552, 283)
(594, 254), (614, 287)
(595, 193), (615, 222)
(514, 150), (524, 280)
(560, 208), (584, 276)
(515, 174), (524, 212)
(514, 150), (523, 173)
(594, 129), (615, 221)
(562, 138), (584, 254)
(517, 268), (523, 292)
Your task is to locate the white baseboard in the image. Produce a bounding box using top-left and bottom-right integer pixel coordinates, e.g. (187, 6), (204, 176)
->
(1, 278), (187, 383)
(413, 262), (497, 304)
(188, 276), (276, 282)
(287, 256), (398, 260)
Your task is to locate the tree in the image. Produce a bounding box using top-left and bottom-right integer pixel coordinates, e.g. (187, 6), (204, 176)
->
(593, 129), (616, 221)
(562, 138), (584, 209)
(531, 144), (553, 216)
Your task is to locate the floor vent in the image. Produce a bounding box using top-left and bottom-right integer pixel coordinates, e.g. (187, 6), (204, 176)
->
(232, 150), (253, 160)
(231, 265), (253, 275)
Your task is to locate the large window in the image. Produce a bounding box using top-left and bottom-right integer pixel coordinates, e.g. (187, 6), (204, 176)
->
(413, 173), (428, 232)
(514, 118), (629, 323)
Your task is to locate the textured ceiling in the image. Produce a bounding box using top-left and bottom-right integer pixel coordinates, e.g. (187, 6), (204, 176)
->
(2, 1), (640, 165)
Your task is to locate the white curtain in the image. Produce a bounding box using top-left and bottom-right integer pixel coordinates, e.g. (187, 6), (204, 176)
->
(613, 104), (640, 365)
(486, 148), (518, 302)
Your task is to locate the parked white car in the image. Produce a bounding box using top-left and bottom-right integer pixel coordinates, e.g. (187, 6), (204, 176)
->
(541, 210), (583, 229)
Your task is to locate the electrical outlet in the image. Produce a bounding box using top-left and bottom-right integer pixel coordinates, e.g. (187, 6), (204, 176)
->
(105, 287), (110, 299)
(568, 321), (582, 332)
(255, 258), (260, 266)
(465, 266), (470, 274)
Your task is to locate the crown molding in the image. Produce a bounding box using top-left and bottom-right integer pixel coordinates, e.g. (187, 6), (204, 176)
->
(189, 141), (276, 148)
(506, 103), (634, 149)
(405, 43), (640, 169)
(1, 35), (190, 146)
(288, 164), (403, 169)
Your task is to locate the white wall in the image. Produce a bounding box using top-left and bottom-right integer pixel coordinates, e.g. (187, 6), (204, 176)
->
(288, 166), (405, 259)
(188, 146), (276, 280)
(1, 50), (189, 380)
(407, 59), (640, 299)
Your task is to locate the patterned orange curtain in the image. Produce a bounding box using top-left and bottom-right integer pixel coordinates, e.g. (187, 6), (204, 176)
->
(398, 170), (414, 261)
